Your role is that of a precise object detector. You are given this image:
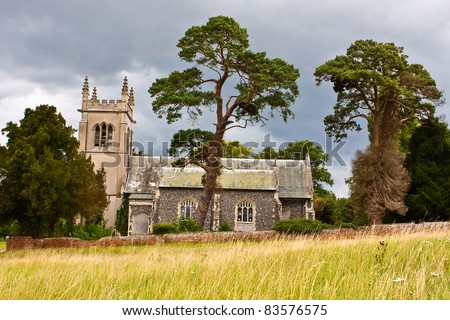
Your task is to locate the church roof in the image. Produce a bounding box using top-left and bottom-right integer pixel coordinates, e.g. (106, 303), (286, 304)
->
(159, 167), (276, 190)
(124, 156), (313, 199)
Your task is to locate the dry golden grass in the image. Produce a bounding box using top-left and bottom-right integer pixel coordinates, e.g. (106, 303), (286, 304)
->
(0, 231), (448, 299)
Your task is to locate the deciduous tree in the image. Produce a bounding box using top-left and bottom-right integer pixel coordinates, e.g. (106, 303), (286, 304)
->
(150, 16), (300, 227)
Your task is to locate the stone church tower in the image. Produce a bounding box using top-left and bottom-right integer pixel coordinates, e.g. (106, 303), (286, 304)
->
(77, 76), (135, 227)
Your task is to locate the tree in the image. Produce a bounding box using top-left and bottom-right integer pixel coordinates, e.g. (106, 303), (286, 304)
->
(314, 39), (443, 224)
(222, 140), (254, 159)
(149, 16), (300, 227)
(314, 39), (443, 146)
(0, 105), (108, 238)
(168, 128), (214, 158)
(349, 142), (410, 224)
(404, 118), (450, 221)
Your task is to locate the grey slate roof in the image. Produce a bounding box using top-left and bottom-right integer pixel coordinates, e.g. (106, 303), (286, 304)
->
(124, 156), (313, 199)
(128, 193), (154, 200)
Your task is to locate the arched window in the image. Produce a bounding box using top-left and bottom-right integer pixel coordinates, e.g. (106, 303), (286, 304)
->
(179, 199), (197, 219)
(101, 123), (107, 146)
(107, 124), (113, 145)
(94, 124), (100, 147)
(237, 201), (254, 223)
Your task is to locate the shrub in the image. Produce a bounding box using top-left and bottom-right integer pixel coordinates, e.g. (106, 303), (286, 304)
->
(218, 220), (233, 232)
(177, 217), (203, 233)
(70, 223), (113, 240)
(152, 222), (179, 235)
(272, 219), (331, 235)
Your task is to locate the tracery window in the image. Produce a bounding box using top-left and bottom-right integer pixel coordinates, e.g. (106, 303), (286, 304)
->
(237, 201), (254, 223)
(94, 123), (113, 148)
(179, 199), (197, 219)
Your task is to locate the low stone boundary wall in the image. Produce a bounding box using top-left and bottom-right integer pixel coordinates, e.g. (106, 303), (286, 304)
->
(6, 235), (157, 251)
(315, 221), (450, 240)
(5, 221), (449, 251)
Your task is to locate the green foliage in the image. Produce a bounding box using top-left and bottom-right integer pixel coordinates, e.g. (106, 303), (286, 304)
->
(149, 16), (300, 226)
(69, 223), (113, 240)
(176, 217), (203, 233)
(404, 118), (450, 222)
(152, 217), (204, 235)
(315, 39), (443, 144)
(258, 146), (279, 159)
(0, 105), (108, 238)
(0, 220), (21, 238)
(222, 140), (255, 159)
(315, 40), (442, 224)
(313, 191), (336, 224)
(115, 193), (129, 236)
(150, 16), (299, 126)
(272, 219), (331, 235)
(152, 222), (179, 235)
(168, 128), (215, 158)
(218, 220), (233, 232)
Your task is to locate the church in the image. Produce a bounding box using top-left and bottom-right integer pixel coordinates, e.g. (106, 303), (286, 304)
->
(77, 77), (315, 235)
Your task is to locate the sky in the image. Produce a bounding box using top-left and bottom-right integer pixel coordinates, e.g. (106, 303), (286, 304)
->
(1, 0), (449, 197)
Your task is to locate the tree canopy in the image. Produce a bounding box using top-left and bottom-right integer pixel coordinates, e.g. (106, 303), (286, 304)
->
(404, 118), (450, 221)
(0, 105), (108, 238)
(149, 16), (300, 226)
(314, 39), (443, 146)
(315, 40), (444, 224)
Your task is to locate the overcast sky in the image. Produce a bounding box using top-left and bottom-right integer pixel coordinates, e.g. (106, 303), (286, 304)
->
(1, 0), (449, 197)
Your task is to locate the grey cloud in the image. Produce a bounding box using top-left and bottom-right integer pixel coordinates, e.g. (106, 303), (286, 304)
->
(1, 0), (449, 196)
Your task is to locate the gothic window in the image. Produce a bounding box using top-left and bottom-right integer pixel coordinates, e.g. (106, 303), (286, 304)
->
(107, 124), (113, 145)
(179, 199), (197, 219)
(237, 201), (254, 223)
(94, 123), (114, 148)
(94, 124), (100, 147)
(101, 124), (107, 146)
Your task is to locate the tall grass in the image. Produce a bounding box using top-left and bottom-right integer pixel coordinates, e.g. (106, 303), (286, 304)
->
(0, 231), (448, 299)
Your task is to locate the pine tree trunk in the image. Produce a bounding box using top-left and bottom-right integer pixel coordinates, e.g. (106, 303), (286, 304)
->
(195, 166), (220, 229)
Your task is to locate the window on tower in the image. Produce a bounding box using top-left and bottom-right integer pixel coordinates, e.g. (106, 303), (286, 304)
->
(101, 124), (107, 146)
(94, 125), (100, 147)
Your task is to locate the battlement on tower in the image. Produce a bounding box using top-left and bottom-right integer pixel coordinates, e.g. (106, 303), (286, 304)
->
(79, 76), (135, 118)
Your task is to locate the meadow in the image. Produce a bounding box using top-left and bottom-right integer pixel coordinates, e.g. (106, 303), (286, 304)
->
(0, 231), (448, 299)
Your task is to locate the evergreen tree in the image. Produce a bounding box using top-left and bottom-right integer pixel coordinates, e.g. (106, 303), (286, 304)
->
(0, 105), (108, 238)
(150, 16), (300, 227)
(404, 118), (450, 221)
(315, 39), (443, 223)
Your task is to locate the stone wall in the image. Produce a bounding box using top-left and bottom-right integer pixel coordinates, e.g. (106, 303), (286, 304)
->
(5, 221), (449, 251)
(219, 190), (277, 231)
(156, 188), (204, 223)
(156, 188), (278, 231)
(6, 236), (157, 251)
(280, 199), (306, 219)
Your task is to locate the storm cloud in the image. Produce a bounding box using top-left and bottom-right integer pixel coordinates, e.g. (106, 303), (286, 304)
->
(1, 0), (449, 197)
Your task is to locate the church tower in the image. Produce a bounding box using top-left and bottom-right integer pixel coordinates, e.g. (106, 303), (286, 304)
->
(77, 76), (135, 227)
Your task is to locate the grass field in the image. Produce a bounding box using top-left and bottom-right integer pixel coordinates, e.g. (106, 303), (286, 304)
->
(0, 231), (448, 299)
(0, 241), (5, 251)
